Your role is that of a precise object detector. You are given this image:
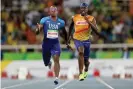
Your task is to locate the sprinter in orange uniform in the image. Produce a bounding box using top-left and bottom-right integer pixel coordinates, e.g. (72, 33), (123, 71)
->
(67, 3), (106, 81)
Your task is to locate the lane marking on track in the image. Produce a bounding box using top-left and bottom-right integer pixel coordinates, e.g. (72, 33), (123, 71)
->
(1, 79), (48, 89)
(54, 80), (72, 89)
(96, 77), (115, 89)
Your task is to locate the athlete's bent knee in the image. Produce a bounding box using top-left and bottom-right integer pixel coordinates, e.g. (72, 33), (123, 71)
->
(79, 52), (84, 56)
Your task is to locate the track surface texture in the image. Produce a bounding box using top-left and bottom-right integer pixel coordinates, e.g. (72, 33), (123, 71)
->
(1, 77), (133, 89)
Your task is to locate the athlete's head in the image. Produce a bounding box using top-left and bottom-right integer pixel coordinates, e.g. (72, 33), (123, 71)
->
(80, 3), (88, 16)
(49, 6), (58, 17)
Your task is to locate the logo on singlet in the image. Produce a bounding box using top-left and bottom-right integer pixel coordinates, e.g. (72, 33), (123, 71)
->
(76, 21), (88, 25)
(49, 24), (59, 29)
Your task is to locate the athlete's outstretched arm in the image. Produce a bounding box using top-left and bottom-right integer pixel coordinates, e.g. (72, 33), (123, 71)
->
(59, 27), (74, 51)
(67, 19), (74, 44)
(35, 23), (43, 34)
(84, 16), (107, 40)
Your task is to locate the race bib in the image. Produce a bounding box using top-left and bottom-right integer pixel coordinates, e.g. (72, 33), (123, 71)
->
(47, 30), (58, 39)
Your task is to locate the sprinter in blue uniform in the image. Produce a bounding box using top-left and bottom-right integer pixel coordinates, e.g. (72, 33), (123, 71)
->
(35, 6), (71, 85)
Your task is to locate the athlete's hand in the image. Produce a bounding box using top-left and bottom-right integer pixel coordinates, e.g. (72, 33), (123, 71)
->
(36, 23), (40, 28)
(84, 16), (92, 24)
(66, 44), (74, 52)
(35, 29), (39, 35)
(84, 16), (88, 21)
(35, 23), (41, 34)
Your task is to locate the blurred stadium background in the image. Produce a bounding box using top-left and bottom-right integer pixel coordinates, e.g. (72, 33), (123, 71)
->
(1, 0), (133, 82)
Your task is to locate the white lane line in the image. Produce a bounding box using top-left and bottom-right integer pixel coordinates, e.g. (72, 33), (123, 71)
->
(1, 79), (48, 89)
(96, 77), (115, 89)
(54, 80), (72, 89)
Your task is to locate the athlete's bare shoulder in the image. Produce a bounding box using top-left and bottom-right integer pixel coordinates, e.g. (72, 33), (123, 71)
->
(87, 15), (95, 22)
(72, 14), (80, 18)
(87, 15), (94, 18)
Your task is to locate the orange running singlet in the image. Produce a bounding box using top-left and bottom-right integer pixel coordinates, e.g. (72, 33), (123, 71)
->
(73, 14), (94, 41)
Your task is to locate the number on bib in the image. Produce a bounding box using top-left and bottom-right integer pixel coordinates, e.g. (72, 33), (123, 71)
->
(47, 30), (58, 39)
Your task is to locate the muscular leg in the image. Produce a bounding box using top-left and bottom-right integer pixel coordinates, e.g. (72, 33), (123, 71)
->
(52, 54), (60, 78)
(51, 42), (61, 85)
(83, 40), (91, 73)
(78, 46), (84, 74)
(84, 59), (90, 72)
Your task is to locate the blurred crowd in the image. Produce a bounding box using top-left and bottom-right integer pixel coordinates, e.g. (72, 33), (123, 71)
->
(1, 0), (133, 45)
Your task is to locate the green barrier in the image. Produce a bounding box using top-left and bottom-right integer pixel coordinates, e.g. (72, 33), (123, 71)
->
(60, 52), (72, 60)
(3, 52), (72, 60)
(26, 53), (42, 60)
(4, 52), (42, 60)
(130, 51), (133, 58)
(90, 51), (96, 58)
(96, 51), (122, 59)
(3, 51), (133, 60)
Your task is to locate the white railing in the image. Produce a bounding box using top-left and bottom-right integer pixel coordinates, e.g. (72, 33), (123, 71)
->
(1, 44), (133, 50)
